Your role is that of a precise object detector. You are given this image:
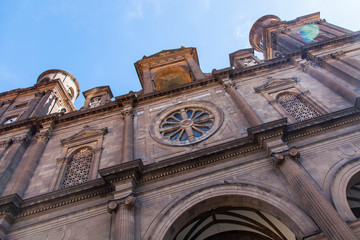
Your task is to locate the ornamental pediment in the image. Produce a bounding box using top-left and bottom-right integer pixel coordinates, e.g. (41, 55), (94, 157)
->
(61, 125), (108, 145)
(254, 77), (298, 93)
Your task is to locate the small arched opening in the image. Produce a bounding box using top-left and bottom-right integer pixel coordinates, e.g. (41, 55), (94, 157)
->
(154, 66), (192, 91)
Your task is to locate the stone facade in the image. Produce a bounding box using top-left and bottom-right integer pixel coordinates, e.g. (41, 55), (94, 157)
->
(0, 12), (360, 240)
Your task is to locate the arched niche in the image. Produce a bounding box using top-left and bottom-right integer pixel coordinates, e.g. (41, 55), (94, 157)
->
(154, 66), (192, 91)
(332, 158), (360, 221)
(142, 183), (317, 240)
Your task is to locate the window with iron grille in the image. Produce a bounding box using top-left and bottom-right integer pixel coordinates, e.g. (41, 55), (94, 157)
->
(61, 148), (93, 189)
(277, 93), (321, 121)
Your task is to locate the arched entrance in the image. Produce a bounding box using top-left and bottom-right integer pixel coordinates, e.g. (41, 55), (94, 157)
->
(143, 183), (317, 240)
(174, 206), (293, 240)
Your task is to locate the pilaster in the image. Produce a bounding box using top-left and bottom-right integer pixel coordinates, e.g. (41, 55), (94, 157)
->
(30, 89), (53, 117)
(272, 147), (358, 240)
(19, 91), (46, 120)
(10, 123), (52, 197)
(0, 135), (31, 196)
(0, 99), (15, 120)
(121, 103), (134, 163)
(301, 61), (360, 104)
(221, 75), (262, 126)
(108, 195), (136, 240)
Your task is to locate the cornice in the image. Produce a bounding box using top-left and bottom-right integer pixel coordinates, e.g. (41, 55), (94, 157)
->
(0, 108), (359, 220)
(0, 81), (59, 100)
(284, 106), (360, 141)
(0, 179), (113, 220)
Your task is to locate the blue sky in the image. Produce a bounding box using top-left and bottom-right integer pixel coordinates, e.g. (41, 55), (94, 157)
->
(0, 0), (359, 109)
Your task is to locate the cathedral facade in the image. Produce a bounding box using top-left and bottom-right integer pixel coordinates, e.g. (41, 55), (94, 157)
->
(0, 12), (360, 240)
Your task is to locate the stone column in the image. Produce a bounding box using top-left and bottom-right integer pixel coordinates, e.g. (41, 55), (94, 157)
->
(0, 135), (31, 195)
(11, 130), (50, 197)
(121, 104), (134, 163)
(108, 195), (136, 240)
(302, 62), (360, 104)
(0, 139), (13, 162)
(0, 99), (15, 120)
(221, 77), (262, 126)
(272, 148), (358, 240)
(19, 91), (46, 120)
(30, 90), (53, 117)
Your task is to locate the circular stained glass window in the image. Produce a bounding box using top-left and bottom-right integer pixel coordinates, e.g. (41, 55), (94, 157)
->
(150, 101), (224, 146)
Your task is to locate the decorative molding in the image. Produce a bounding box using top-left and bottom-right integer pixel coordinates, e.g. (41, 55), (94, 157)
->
(60, 125), (108, 146)
(56, 157), (68, 164)
(12, 135), (31, 148)
(17, 186), (113, 219)
(254, 77), (299, 93)
(0, 139), (13, 149)
(315, 50), (345, 66)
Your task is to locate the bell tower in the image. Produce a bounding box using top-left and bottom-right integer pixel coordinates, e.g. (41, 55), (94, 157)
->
(134, 46), (206, 94)
(249, 12), (352, 60)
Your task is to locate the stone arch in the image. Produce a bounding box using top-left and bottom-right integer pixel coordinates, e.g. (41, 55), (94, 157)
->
(331, 158), (360, 221)
(142, 183), (317, 240)
(154, 65), (192, 91)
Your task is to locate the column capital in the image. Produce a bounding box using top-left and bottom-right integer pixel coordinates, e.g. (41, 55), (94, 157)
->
(12, 135), (31, 148)
(34, 131), (51, 143)
(120, 104), (134, 119)
(271, 147), (300, 166)
(0, 139), (13, 149)
(219, 75), (235, 92)
(107, 195), (136, 213)
(300, 61), (313, 72)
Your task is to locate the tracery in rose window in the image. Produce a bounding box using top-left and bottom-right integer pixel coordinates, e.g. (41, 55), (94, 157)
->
(61, 148), (92, 189)
(160, 107), (215, 142)
(277, 93), (321, 121)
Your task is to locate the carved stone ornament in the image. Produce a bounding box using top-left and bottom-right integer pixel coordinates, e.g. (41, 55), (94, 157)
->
(120, 104), (134, 119)
(12, 135), (31, 147)
(254, 77), (299, 93)
(150, 101), (224, 146)
(35, 131), (51, 143)
(0, 139), (12, 149)
(107, 195), (136, 213)
(220, 77), (235, 91)
(61, 125), (108, 146)
(271, 147), (300, 166)
(315, 50), (345, 66)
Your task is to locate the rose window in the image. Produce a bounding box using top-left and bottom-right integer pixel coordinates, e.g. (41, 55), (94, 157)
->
(160, 108), (214, 142)
(150, 101), (224, 146)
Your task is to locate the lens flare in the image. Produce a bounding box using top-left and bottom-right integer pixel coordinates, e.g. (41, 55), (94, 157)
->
(300, 24), (319, 43)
